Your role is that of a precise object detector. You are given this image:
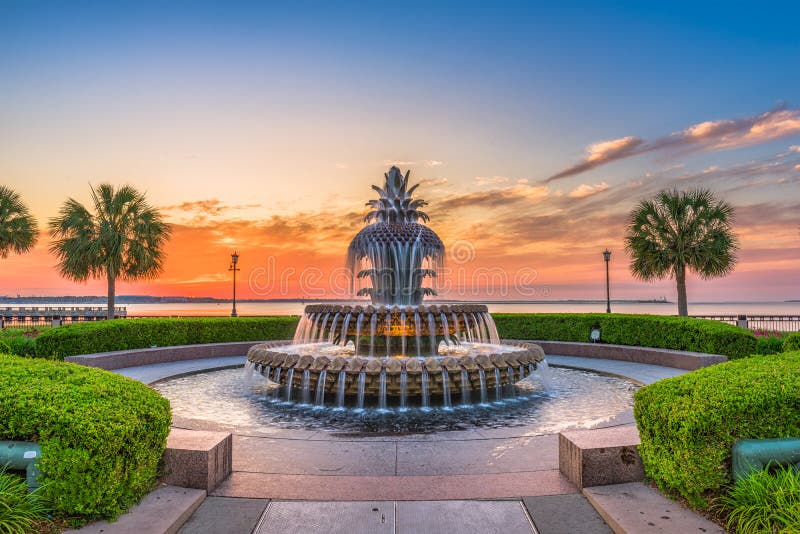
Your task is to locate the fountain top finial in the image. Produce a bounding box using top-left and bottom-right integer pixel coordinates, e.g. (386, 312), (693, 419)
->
(365, 166), (430, 225)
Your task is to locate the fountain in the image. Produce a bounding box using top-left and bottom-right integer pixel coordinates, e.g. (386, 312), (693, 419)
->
(247, 166), (545, 408)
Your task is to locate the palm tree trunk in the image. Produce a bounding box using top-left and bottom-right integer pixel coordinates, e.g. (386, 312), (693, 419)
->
(675, 264), (688, 317)
(107, 272), (116, 320)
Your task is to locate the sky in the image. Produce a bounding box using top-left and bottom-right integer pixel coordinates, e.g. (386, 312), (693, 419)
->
(0, 1), (798, 302)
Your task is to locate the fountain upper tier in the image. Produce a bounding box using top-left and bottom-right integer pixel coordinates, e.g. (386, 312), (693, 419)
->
(293, 303), (498, 357)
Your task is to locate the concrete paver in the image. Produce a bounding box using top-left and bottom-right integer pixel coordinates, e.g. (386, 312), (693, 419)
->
(396, 434), (558, 476)
(583, 482), (724, 533)
(178, 497), (268, 534)
(255, 501), (394, 534)
(397, 500), (535, 534)
(523, 494), (612, 534)
(233, 434), (397, 475)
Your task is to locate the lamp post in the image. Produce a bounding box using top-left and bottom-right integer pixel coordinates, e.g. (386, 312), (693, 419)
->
(229, 251), (240, 317)
(603, 249), (611, 313)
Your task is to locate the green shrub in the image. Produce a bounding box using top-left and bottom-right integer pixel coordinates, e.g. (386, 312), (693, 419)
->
(0, 468), (49, 534)
(35, 316), (299, 359)
(0, 355), (172, 519)
(634, 351), (800, 507)
(783, 332), (800, 352)
(493, 313), (757, 359)
(0, 335), (36, 357)
(754, 334), (786, 355)
(717, 465), (800, 533)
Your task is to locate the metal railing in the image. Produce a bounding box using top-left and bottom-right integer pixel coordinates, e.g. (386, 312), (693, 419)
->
(692, 314), (800, 332)
(0, 307), (127, 328)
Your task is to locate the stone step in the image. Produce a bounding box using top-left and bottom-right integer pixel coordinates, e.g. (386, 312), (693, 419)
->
(212, 470), (577, 500)
(583, 482), (724, 533)
(64, 485), (205, 534)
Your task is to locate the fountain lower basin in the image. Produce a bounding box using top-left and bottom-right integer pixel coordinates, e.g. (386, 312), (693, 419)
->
(246, 338), (545, 408)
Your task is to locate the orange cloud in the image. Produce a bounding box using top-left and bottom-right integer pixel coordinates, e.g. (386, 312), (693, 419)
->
(568, 182), (609, 199)
(546, 107), (800, 182)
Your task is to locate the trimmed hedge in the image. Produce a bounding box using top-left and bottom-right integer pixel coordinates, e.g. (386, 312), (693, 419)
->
(35, 316), (299, 359)
(0, 355), (172, 518)
(634, 351), (800, 507)
(783, 332), (800, 352)
(492, 313), (757, 360)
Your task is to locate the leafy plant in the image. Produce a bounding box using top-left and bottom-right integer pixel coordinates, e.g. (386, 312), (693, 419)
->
(783, 332), (800, 352)
(492, 313), (757, 360)
(624, 188), (739, 316)
(0, 468), (49, 534)
(0, 355), (171, 519)
(35, 316), (299, 359)
(717, 465), (800, 533)
(634, 351), (800, 507)
(754, 333), (786, 355)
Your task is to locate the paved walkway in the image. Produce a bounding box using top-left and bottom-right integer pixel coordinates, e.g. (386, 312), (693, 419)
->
(179, 495), (613, 534)
(111, 354), (711, 533)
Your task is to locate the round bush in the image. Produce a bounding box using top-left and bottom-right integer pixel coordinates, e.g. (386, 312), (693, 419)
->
(783, 332), (800, 352)
(35, 316), (299, 359)
(0, 355), (172, 519)
(634, 351), (800, 507)
(493, 313), (757, 359)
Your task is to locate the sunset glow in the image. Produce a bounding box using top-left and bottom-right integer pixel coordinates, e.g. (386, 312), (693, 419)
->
(1, 2), (798, 303)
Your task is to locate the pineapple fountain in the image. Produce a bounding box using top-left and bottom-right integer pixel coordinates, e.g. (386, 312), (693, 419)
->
(246, 167), (546, 409)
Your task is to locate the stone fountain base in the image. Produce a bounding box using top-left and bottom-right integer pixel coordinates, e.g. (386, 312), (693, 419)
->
(246, 340), (545, 398)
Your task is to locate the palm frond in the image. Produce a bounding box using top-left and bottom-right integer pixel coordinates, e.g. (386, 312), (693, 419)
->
(0, 186), (39, 258)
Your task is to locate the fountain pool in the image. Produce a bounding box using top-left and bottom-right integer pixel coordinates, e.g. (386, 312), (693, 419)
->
(154, 365), (636, 435)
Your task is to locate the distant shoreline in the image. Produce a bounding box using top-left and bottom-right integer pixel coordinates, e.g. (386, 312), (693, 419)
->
(0, 296), (676, 304)
(7, 296), (800, 305)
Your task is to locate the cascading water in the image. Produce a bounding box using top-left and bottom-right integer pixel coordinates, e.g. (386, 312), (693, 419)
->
(478, 369), (488, 404)
(378, 370), (387, 410)
(301, 369), (311, 405)
(284, 368), (295, 402)
(400, 371), (408, 410)
(247, 166), (550, 410)
(357, 371), (366, 410)
(336, 370), (347, 408)
(315, 370), (327, 406)
(441, 369), (452, 408)
(421, 369), (430, 409)
(460, 370), (470, 405)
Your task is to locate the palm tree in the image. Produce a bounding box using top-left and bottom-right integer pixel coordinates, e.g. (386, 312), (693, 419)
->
(624, 188), (738, 317)
(49, 184), (171, 320)
(0, 186), (38, 258)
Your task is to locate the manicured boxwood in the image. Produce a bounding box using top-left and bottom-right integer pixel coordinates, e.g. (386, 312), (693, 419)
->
(0, 355), (172, 519)
(35, 316), (299, 359)
(633, 351), (800, 507)
(492, 313), (757, 359)
(783, 332), (800, 352)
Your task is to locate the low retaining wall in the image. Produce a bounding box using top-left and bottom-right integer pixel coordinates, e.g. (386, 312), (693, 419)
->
(519, 340), (726, 370)
(65, 341), (290, 370)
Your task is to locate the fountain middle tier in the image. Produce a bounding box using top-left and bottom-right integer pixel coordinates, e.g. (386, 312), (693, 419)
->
(246, 339), (545, 400)
(293, 303), (499, 357)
